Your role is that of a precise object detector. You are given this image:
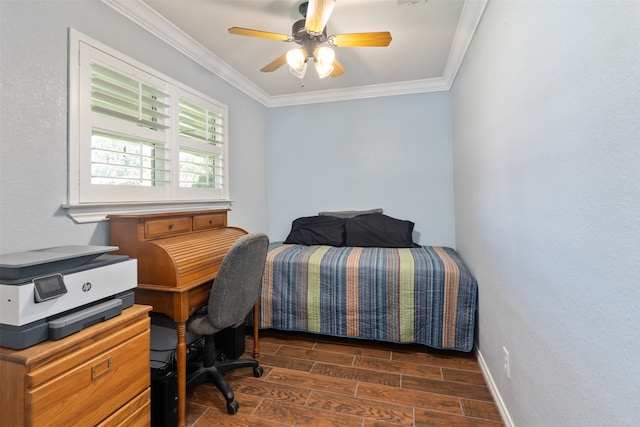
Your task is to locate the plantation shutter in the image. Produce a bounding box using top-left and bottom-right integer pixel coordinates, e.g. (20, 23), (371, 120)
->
(89, 60), (171, 188)
(91, 62), (170, 133)
(177, 96), (225, 190)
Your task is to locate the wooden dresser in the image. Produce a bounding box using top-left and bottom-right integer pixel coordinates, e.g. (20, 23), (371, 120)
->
(107, 209), (251, 427)
(0, 305), (152, 427)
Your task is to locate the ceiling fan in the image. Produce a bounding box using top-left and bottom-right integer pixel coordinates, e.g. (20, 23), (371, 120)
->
(228, 0), (392, 80)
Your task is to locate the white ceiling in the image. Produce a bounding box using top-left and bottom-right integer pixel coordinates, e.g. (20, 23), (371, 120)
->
(103, 0), (487, 106)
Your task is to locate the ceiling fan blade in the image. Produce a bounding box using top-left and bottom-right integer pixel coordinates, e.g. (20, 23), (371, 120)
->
(330, 59), (345, 78)
(305, 0), (336, 35)
(260, 53), (288, 73)
(329, 32), (392, 47)
(228, 27), (291, 41)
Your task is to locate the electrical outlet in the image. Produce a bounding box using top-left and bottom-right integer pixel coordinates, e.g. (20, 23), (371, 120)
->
(503, 346), (511, 378)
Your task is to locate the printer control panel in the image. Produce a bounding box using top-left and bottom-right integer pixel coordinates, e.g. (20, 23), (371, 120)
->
(33, 274), (67, 303)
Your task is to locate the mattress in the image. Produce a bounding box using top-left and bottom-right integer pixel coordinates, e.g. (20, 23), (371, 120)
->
(260, 243), (477, 352)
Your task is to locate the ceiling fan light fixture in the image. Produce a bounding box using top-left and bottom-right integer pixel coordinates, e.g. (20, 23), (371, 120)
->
(314, 62), (334, 79)
(289, 63), (308, 78)
(315, 46), (335, 67)
(314, 46), (335, 78)
(286, 48), (308, 78)
(286, 48), (307, 68)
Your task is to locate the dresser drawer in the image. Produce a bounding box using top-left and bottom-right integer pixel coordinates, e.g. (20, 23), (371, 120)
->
(193, 212), (226, 231)
(145, 217), (192, 238)
(97, 388), (150, 427)
(27, 330), (150, 426)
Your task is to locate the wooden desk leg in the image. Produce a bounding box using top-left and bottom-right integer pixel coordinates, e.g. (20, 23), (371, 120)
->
(252, 299), (260, 358)
(176, 322), (187, 427)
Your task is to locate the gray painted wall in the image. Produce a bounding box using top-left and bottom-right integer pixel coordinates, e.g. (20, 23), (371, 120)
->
(0, 0), (269, 253)
(267, 92), (456, 247)
(451, 1), (640, 425)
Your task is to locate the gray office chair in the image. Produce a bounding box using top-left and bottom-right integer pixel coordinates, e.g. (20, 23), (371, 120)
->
(185, 232), (269, 414)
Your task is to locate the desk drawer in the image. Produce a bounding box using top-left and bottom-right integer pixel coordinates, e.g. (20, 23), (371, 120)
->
(193, 212), (226, 231)
(145, 217), (192, 238)
(28, 330), (150, 426)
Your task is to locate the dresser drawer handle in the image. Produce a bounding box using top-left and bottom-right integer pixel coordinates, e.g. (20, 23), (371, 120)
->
(168, 223), (174, 230)
(91, 357), (112, 380)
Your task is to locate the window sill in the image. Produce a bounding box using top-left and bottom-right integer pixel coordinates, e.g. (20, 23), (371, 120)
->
(63, 200), (233, 224)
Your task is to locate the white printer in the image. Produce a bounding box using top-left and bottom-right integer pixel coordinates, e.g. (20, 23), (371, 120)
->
(0, 245), (137, 349)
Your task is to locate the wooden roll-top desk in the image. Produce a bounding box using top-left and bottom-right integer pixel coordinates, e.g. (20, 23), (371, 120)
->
(108, 209), (254, 427)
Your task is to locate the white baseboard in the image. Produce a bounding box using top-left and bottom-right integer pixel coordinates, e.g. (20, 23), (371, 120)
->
(475, 345), (516, 427)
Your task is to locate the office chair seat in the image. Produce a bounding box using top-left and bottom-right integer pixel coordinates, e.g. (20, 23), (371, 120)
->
(185, 233), (269, 414)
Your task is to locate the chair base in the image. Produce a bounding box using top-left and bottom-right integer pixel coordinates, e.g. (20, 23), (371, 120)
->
(186, 357), (264, 414)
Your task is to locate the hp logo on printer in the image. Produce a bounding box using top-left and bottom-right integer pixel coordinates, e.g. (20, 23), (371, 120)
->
(82, 282), (92, 292)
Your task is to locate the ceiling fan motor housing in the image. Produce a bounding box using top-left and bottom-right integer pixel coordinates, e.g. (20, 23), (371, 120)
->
(292, 18), (327, 41)
(292, 18), (327, 59)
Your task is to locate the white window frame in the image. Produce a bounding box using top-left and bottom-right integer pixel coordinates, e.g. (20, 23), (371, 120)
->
(67, 29), (230, 222)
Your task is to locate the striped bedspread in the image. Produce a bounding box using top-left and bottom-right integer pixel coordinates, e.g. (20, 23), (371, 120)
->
(260, 243), (477, 352)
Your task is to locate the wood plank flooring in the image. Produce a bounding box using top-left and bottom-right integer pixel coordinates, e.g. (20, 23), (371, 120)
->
(185, 330), (503, 426)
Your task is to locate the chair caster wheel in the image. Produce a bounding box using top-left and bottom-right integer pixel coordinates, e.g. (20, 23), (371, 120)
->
(227, 400), (239, 414)
(253, 366), (264, 377)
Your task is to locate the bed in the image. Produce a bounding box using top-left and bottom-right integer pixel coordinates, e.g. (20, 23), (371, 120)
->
(259, 212), (478, 352)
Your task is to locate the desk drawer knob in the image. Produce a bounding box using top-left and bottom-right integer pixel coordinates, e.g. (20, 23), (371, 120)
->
(91, 356), (112, 380)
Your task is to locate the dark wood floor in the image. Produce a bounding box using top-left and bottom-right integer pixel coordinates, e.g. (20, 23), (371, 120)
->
(186, 330), (503, 426)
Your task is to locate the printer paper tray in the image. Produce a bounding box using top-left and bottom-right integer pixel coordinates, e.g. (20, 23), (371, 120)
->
(48, 298), (122, 340)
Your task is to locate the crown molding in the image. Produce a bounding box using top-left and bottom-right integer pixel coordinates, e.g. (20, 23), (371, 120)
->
(266, 77), (450, 107)
(101, 0), (272, 106)
(101, 0), (487, 107)
(443, 0), (489, 85)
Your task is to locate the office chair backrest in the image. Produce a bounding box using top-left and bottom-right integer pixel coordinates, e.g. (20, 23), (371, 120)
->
(206, 233), (269, 330)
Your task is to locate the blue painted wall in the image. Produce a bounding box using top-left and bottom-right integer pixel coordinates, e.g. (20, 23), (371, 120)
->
(267, 92), (456, 246)
(0, 0), (269, 253)
(451, 1), (640, 425)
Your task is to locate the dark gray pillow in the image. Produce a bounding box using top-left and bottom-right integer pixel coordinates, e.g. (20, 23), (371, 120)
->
(284, 216), (346, 246)
(345, 214), (420, 248)
(318, 208), (383, 218)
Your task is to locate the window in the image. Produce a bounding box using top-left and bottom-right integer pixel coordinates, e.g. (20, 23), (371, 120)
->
(68, 29), (228, 208)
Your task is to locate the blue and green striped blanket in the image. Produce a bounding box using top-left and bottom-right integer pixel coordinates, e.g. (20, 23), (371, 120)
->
(260, 243), (477, 352)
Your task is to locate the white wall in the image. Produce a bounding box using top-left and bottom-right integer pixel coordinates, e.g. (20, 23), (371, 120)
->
(0, 0), (269, 254)
(451, 1), (640, 425)
(267, 92), (456, 247)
